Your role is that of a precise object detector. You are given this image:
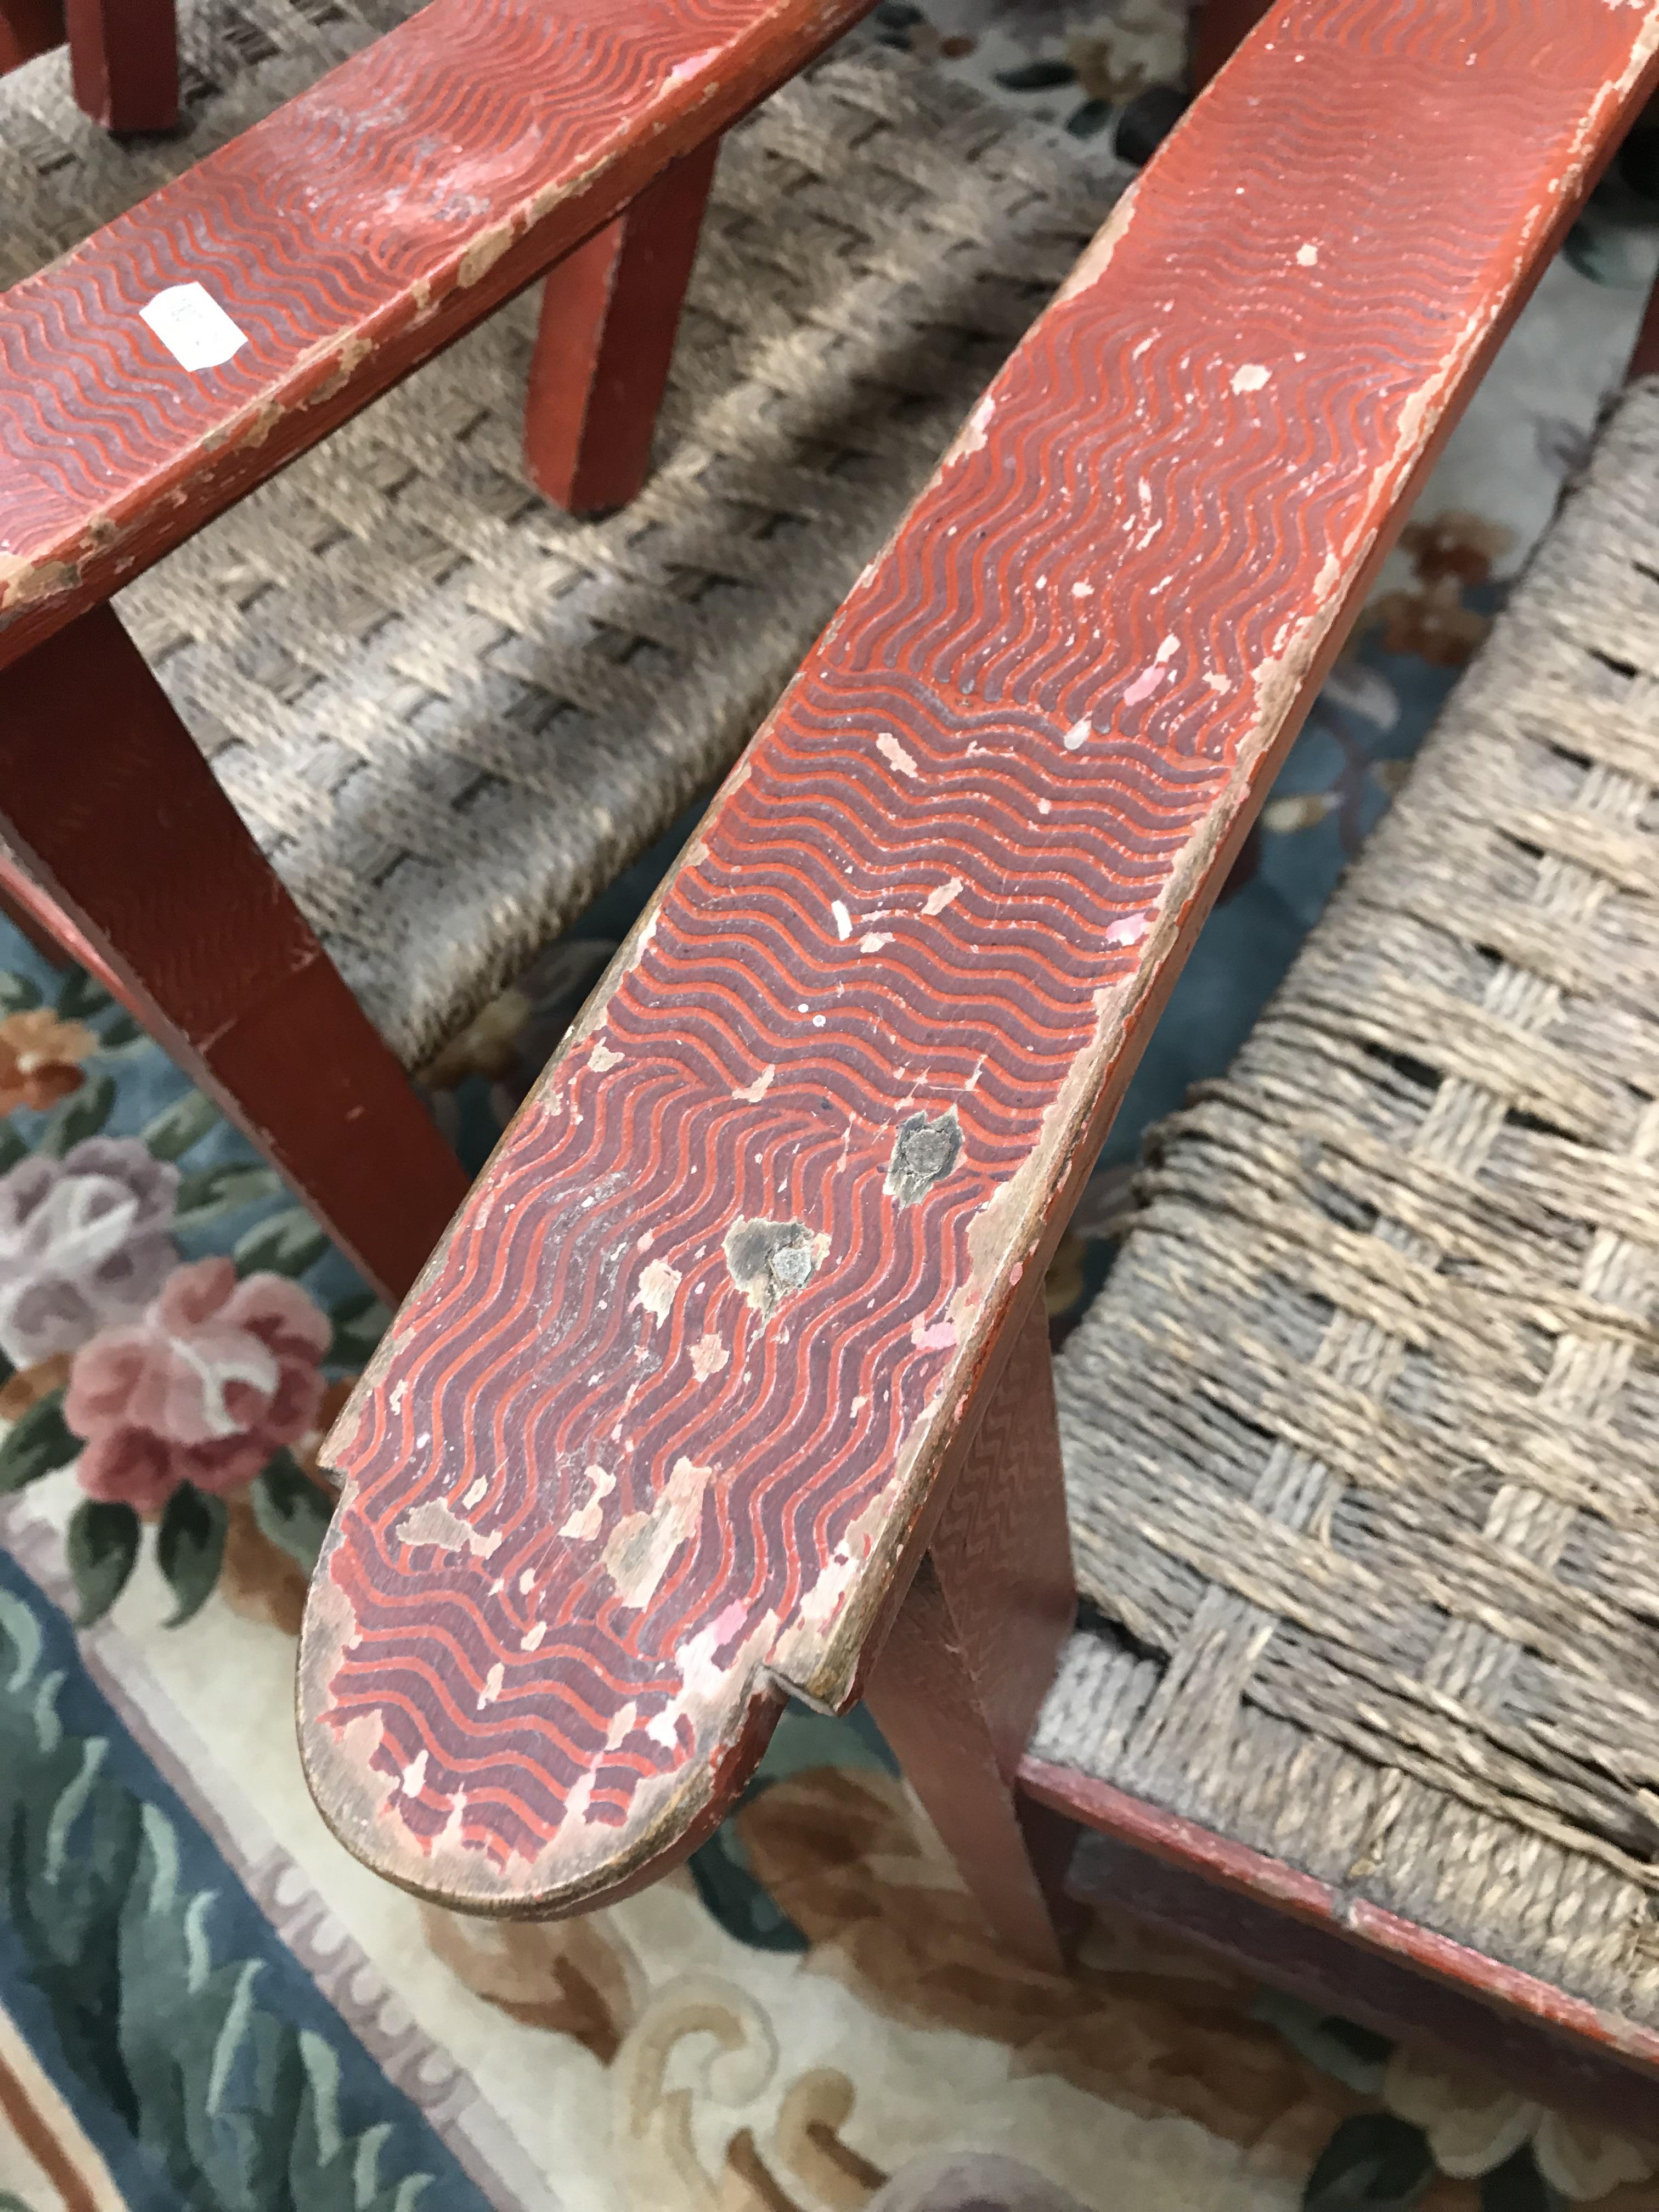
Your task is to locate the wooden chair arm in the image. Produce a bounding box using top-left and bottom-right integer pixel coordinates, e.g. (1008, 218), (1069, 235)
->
(0, 0), (875, 673)
(298, 0), (1659, 1916)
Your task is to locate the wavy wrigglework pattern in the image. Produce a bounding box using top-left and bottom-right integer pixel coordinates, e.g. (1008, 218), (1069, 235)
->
(300, 0), (1659, 1914)
(0, 0), (874, 668)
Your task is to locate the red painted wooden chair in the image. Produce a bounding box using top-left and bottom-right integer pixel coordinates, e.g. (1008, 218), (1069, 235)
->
(2, 0), (178, 130)
(296, 0), (1659, 2138)
(3, 1), (1131, 1308)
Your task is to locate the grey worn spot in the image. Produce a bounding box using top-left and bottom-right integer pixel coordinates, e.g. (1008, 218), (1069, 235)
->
(725, 1217), (819, 1317)
(887, 1110), (962, 1206)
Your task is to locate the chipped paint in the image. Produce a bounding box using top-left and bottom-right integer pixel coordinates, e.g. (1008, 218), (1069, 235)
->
(1054, 179), (1141, 303)
(1296, 241), (1319, 265)
(859, 932), (893, 953)
(877, 732), (919, 777)
(0, 557), (76, 611)
(690, 1332), (729, 1381)
(831, 900), (853, 940)
(457, 223), (515, 287)
(590, 1041), (623, 1071)
(1064, 718), (1091, 751)
(1231, 363), (1271, 392)
(957, 391), (996, 458)
(724, 1217), (823, 1316)
(887, 1110), (962, 1206)
(635, 1258), (682, 1322)
(735, 1064), (775, 1102)
(923, 876), (963, 916)
(602, 1455), (709, 1604)
(560, 1463), (616, 1542)
(396, 1497), (501, 1558)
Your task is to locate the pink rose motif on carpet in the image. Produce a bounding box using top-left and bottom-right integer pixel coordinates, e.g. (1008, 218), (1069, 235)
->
(0, 1136), (179, 1370)
(65, 1256), (331, 1516)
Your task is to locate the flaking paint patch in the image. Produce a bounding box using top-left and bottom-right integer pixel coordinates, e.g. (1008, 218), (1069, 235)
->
(560, 1463), (615, 1542)
(691, 1332), (729, 1381)
(458, 223), (514, 287)
(724, 1218), (823, 1316)
(477, 1661), (504, 1709)
(1231, 363), (1270, 392)
(735, 1065), (775, 1103)
(1054, 181), (1140, 304)
(956, 390), (997, 458)
(877, 732), (918, 777)
(635, 1257), (681, 1323)
(0, 557), (75, 610)
(397, 1497), (500, 1558)
(923, 876), (962, 916)
(603, 1455), (709, 1605)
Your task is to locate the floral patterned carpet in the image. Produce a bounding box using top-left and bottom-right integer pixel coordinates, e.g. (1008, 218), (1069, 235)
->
(5, 6), (1659, 2209)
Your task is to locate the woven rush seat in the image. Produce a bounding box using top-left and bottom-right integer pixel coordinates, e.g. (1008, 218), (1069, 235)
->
(1037, 375), (1659, 2024)
(79, 53), (1115, 1071)
(0, 0), (420, 281)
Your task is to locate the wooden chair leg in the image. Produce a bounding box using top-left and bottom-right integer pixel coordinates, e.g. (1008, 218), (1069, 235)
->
(1190, 0), (1277, 92)
(64, 0), (177, 130)
(864, 1300), (1084, 1974)
(523, 138), (720, 516)
(0, 0), (61, 70)
(0, 605), (470, 1303)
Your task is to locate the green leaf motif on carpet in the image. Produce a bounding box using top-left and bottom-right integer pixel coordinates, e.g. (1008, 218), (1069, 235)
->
(66, 1499), (140, 1627)
(0, 1588), (441, 2210)
(233, 1207), (330, 1281)
(0, 1389), (78, 1496)
(329, 1289), (390, 1367)
(155, 1485), (228, 1626)
(37, 1073), (115, 1160)
(140, 1089), (219, 1163)
(1303, 2113), (1435, 2210)
(53, 970), (112, 1023)
(252, 1452), (334, 1575)
(172, 1161), (284, 1229)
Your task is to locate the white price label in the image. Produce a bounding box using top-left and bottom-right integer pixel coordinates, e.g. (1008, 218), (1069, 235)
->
(139, 283), (249, 372)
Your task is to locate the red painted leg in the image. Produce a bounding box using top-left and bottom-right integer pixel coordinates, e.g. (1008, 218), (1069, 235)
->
(0, 605), (470, 1301)
(64, 0), (176, 130)
(524, 139), (720, 516)
(864, 1302), (1083, 1973)
(0, 0), (61, 70)
(1190, 0), (1277, 92)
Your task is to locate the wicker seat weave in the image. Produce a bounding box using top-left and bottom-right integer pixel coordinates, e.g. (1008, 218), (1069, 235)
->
(1039, 377), (1659, 2023)
(6, 41), (1115, 1068)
